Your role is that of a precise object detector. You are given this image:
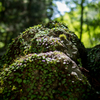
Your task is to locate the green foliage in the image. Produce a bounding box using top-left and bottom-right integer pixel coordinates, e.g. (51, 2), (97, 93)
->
(77, 58), (82, 67)
(0, 42), (4, 48)
(55, 0), (100, 48)
(0, 2), (4, 12)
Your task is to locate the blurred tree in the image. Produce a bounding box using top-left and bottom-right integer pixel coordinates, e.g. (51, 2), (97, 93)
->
(55, 0), (100, 47)
(80, 0), (85, 41)
(84, 1), (100, 46)
(0, 0), (54, 55)
(0, 0), (100, 56)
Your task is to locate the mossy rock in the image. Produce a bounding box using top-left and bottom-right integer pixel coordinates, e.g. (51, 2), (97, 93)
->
(0, 21), (96, 99)
(87, 44), (100, 79)
(1, 21), (86, 66)
(0, 51), (93, 100)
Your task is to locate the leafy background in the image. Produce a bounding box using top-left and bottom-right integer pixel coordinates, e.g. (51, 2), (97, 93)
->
(0, 0), (100, 57)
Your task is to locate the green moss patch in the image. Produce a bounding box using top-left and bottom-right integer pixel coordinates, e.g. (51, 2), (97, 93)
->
(0, 51), (91, 100)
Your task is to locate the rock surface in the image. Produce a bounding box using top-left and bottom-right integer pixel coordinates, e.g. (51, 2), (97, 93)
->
(1, 21), (86, 66)
(0, 21), (96, 99)
(0, 51), (91, 100)
(87, 44), (100, 91)
(87, 45), (100, 76)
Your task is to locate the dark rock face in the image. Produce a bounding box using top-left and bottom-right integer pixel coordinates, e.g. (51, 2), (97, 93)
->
(87, 45), (100, 76)
(0, 21), (97, 99)
(87, 45), (100, 91)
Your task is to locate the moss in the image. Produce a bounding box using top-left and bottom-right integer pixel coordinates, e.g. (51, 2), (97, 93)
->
(59, 34), (67, 40)
(1, 21), (86, 66)
(0, 51), (92, 100)
(0, 21), (95, 100)
(44, 21), (68, 29)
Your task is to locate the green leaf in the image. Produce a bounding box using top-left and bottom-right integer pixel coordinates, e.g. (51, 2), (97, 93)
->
(8, 81), (12, 84)
(23, 80), (26, 83)
(17, 78), (22, 84)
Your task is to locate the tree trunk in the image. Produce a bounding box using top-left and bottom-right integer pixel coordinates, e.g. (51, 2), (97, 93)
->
(80, 0), (84, 41)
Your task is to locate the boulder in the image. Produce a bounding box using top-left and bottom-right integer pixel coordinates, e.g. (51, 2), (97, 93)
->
(2, 21), (87, 67)
(87, 44), (100, 76)
(87, 44), (100, 91)
(0, 51), (92, 100)
(0, 21), (96, 99)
